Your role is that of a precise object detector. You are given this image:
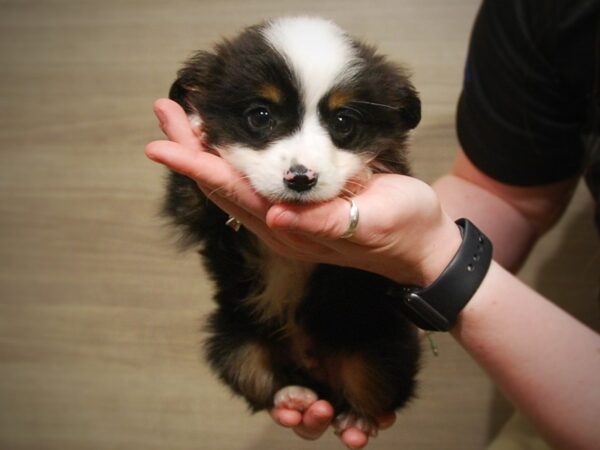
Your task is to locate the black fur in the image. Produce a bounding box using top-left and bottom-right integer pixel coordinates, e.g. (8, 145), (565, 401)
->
(169, 25), (302, 151)
(163, 19), (422, 425)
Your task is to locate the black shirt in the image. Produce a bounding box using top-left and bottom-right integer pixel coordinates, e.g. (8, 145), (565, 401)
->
(456, 0), (600, 231)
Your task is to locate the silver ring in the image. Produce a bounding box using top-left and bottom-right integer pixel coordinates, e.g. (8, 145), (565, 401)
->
(225, 216), (242, 232)
(340, 198), (359, 239)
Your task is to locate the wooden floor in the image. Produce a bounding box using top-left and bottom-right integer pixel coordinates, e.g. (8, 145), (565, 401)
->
(1, 1), (598, 449)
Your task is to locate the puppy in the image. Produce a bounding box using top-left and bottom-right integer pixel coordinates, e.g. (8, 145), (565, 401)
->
(164, 16), (421, 435)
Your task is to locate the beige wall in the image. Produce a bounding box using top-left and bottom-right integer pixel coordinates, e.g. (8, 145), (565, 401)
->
(1, 1), (598, 449)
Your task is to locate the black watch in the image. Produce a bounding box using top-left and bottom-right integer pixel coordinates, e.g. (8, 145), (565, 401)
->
(389, 218), (493, 331)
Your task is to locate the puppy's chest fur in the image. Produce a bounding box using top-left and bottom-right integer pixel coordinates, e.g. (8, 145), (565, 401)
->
(243, 240), (315, 326)
(242, 241), (333, 374)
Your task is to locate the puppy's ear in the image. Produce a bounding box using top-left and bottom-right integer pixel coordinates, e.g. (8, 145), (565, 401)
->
(168, 51), (219, 114)
(398, 85), (421, 130)
(168, 77), (190, 110)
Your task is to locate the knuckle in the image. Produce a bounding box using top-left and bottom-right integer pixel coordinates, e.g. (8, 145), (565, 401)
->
(317, 213), (344, 239)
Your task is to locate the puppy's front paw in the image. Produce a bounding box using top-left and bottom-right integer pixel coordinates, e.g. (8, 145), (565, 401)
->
(333, 411), (378, 437)
(273, 385), (318, 412)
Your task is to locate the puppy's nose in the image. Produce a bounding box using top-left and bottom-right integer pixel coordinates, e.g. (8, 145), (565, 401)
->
(283, 164), (318, 192)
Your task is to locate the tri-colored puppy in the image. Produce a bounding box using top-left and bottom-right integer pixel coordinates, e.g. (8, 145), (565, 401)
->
(164, 16), (421, 435)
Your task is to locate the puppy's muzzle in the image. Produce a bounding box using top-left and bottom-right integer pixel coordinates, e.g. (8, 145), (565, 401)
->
(283, 164), (319, 193)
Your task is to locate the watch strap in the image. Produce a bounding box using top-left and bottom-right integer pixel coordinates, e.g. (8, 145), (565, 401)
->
(390, 218), (493, 331)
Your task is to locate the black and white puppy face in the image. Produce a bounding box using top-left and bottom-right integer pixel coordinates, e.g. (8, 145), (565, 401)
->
(170, 17), (420, 202)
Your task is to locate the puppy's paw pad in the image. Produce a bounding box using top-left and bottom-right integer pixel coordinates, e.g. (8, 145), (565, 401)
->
(333, 412), (378, 437)
(273, 386), (318, 412)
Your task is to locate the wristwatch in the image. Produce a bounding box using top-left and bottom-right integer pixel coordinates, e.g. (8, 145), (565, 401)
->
(390, 218), (493, 331)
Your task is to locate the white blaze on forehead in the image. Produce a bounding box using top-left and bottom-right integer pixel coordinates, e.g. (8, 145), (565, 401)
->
(262, 17), (361, 108)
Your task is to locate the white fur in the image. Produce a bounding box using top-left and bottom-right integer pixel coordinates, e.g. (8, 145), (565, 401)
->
(218, 121), (363, 202)
(274, 386), (318, 411)
(262, 16), (361, 109)
(187, 113), (203, 131)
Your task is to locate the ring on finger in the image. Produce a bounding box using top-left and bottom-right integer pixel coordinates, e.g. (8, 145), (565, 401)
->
(225, 216), (242, 232)
(340, 198), (359, 239)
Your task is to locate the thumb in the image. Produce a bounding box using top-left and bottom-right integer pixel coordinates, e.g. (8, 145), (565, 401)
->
(266, 198), (358, 241)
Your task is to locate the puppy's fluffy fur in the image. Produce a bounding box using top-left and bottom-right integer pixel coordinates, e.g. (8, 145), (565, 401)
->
(164, 17), (421, 432)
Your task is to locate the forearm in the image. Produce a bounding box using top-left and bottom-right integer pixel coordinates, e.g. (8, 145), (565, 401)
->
(433, 161), (599, 448)
(452, 262), (600, 449)
(432, 149), (578, 272)
(433, 174), (538, 271)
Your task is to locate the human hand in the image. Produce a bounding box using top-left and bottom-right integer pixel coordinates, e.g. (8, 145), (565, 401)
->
(270, 398), (396, 449)
(145, 98), (461, 288)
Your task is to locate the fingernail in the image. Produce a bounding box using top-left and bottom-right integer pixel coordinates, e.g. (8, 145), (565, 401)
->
(155, 108), (167, 129)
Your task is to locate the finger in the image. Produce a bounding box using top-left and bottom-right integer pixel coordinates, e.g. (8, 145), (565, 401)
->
(145, 140), (270, 215)
(340, 427), (369, 449)
(292, 400), (334, 440)
(144, 139), (232, 189)
(266, 197), (359, 242)
(208, 193), (283, 242)
(206, 192), (340, 262)
(271, 408), (302, 428)
(153, 98), (202, 152)
(338, 414), (395, 449)
(198, 192), (335, 265)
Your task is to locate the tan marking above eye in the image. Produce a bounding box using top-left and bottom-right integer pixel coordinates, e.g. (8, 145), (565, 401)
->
(327, 90), (353, 110)
(259, 83), (283, 103)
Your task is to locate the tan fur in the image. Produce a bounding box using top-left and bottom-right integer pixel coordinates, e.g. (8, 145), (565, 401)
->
(327, 89), (353, 110)
(259, 83), (284, 104)
(336, 354), (387, 418)
(224, 342), (275, 405)
(244, 240), (314, 326)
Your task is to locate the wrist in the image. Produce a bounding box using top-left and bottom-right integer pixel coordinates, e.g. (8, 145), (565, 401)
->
(417, 217), (464, 287)
(389, 218), (494, 331)
(451, 260), (499, 330)
(386, 215), (463, 287)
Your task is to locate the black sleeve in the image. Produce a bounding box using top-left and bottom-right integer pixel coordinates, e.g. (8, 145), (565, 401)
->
(456, 0), (596, 186)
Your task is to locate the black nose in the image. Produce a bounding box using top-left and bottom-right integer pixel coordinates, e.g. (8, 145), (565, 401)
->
(283, 164), (318, 192)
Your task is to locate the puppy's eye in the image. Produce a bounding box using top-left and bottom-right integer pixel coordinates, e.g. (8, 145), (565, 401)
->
(331, 110), (357, 137)
(246, 106), (273, 132)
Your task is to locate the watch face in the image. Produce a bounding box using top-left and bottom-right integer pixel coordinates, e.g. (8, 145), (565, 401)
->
(404, 293), (451, 331)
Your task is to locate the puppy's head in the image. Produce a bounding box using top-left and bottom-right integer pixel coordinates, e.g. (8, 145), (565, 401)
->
(170, 17), (420, 202)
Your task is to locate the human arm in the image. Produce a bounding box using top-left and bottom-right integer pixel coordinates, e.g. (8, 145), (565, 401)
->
(452, 260), (600, 450)
(433, 149), (579, 272)
(433, 150), (599, 449)
(146, 99), (600, 449)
